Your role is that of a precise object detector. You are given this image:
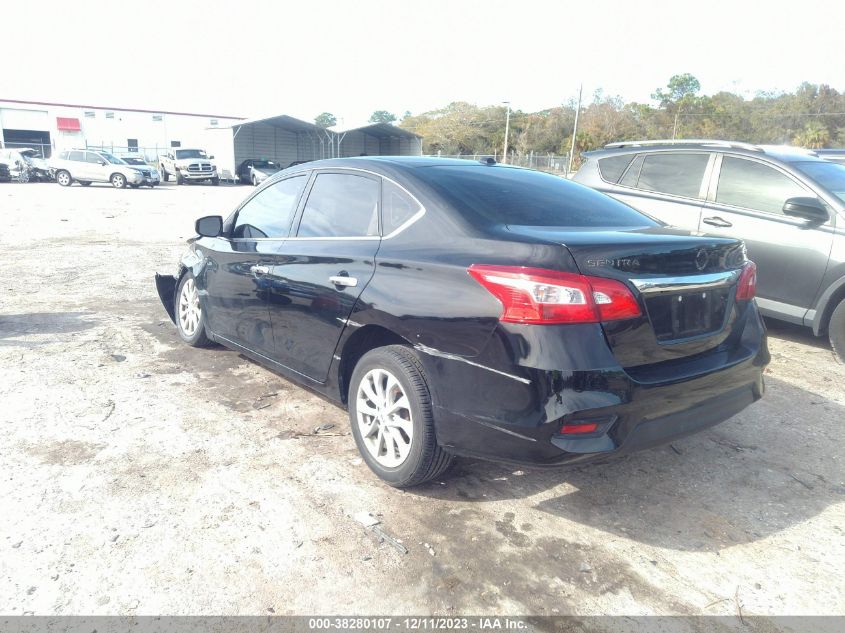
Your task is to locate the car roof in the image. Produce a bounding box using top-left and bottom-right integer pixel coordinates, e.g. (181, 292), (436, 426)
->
(585, 141), (828, 165)
(282, 155), (521, 175)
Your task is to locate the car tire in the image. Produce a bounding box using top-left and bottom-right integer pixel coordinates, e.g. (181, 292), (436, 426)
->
(176, 174), (185, 185)
(828, 299), (845, 363)
(348, 345), (453, 487)
(211, 177), (220, 186)
(79, 181), (92, 187)
(56, 170), (72, 187)
(175, 273), (211, 347)
(129, 183), (139, 189)
(252, 175), (258, 186)
(161, 166), (169, 182)
(111, 173), (127, 188)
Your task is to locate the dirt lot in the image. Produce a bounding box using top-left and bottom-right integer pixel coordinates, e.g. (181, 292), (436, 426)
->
(1, 182), (843, 620)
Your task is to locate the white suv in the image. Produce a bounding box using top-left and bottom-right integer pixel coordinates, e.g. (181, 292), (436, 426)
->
(51, 149), (160, 188)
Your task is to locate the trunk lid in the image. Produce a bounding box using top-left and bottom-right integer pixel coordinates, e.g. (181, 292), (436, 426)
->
(505, 225), (748, 369)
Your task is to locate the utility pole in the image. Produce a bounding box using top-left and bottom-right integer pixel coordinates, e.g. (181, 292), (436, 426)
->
(672, 105), (681, 140)
(502, 101), (511, 164)
(567, 84), (583, 176)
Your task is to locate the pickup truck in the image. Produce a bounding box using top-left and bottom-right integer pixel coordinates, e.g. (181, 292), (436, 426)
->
(159, 148), (219, 185)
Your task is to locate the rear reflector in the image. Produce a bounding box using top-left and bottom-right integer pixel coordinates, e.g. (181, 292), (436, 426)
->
(560, 423), (599, 435)
(468, 264), (641, 324)
(735, 261), (757, 300)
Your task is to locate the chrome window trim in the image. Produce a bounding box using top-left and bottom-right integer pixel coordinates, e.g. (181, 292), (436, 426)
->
(630, 270), (740, 294)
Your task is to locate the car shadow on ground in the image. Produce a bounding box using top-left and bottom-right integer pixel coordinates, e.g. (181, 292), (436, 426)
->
(409, 376), (844, 553)
(0, 311), (97, 346)
(763, 317), (832, 351)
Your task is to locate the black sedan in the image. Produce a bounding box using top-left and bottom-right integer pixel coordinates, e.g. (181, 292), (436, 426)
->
(155, 157), (769, 487)
(237, 159), (283, 186)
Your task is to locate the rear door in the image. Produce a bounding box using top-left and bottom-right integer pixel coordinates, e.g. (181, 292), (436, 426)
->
(609, 151), (713, 230)
(698, 154), (834, 319)
(265, 170), (382, 381)
(202, 174), (309, 355)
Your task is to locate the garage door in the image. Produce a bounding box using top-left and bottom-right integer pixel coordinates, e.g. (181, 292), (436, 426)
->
(0, 108), (49, 131)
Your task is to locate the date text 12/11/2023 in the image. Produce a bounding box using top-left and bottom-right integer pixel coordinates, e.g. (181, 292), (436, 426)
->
(307, 617), (530, 631)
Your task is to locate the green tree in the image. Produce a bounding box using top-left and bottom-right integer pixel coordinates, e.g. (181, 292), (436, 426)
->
(651, 73), (702, 107)
(314, 112), (337, 128)
(369, 110), (397, 124)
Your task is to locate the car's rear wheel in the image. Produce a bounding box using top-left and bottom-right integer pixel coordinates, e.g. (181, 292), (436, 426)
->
(111, 173), (126, 188)
(175, 273), (211, 347)
(56, 170), (72, 187)
(348, 345), (453, 487)
(828, 299), (845, 363)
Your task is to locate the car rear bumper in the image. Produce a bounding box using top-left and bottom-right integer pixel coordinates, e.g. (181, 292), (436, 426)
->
(422, 302), (769, 467)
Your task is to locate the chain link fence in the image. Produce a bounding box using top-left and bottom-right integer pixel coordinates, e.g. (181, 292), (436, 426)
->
(427, 151), (572, 175)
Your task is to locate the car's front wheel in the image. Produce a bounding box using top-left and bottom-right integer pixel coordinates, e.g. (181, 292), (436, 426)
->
(160, 166), (169, 182)
(56, 170), (72, 187)
(176, 273), (211, 347)
(829, 299), (845, 363)
(111, 173), (126, 188)
(348, 345), (453, 487)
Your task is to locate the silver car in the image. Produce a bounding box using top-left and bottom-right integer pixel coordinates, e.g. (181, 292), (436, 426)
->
(573, 140), (845, 360)
(51, 149), (159, 188)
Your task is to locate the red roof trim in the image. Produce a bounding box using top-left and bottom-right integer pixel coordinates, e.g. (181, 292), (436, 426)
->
(0, 98), (244, 120)
(56, 117), (81, 131)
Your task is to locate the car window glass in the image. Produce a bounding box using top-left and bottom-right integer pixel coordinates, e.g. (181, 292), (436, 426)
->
(233, 175), (307, 239)
(68, 151), (84, 161)
(382, 180), (422, 234)
(791, 161), (845, 204)
(59, 151), (69, 160)
(598, 154), (635, 183)
(635, 153), (709, 198)
(618, 154), (644, 187)
(716, 157), (808, 214)
(298, 173), (380, 237)
(85, 152), (104, 164)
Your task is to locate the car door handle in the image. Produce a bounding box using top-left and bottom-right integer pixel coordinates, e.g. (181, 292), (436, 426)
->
(329, 275), (358, 288)
(250, 265), (270, 276)
(702, 216), (733, 228)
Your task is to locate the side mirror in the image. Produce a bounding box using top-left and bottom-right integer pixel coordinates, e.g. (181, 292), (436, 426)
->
(195, 215), (223, 237)
(783, 197), (828, 222)
(99, 160), (107, 166)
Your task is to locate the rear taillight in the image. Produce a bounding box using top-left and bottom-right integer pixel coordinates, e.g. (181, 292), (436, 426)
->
(467, 264), (641, 324)
(736, 261), (757, 300)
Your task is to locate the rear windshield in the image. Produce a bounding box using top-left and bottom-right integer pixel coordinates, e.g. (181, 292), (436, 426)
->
(793, 161), (845, 203)
(415, 165), (658, 228)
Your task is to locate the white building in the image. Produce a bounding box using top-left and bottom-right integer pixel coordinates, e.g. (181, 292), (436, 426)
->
(0, 99), (424, 172)
(0, 98), (243, 160)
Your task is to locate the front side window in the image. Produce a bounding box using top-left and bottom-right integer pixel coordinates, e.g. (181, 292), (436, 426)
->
(297, 173), (380, 237)
(634, 153), (710, 198)
(792, 161), (845, 204)
(68, 151), (84, 162)
(85, 152), (104, 164)
(716, 157), (808, 214)
(233, 175), (307, 239)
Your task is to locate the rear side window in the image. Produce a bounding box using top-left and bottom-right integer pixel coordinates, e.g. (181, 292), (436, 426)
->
(716, 157), (808, 214)
(598, 154), (635, 183)
(233, 175), (307, 239)
(635, 153), (709, 198)
(68, 151), (84, 161)
(298, 173), (380, 237)
(382, 180), (422, 234)
(415, 166), (657, 228)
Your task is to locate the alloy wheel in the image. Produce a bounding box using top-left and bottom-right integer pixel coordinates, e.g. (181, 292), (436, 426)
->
(356, 368), (414, 467)
(178, 278), (201, 337)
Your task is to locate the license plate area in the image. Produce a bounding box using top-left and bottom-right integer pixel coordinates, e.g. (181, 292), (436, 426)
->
(646, 288), (730, 342)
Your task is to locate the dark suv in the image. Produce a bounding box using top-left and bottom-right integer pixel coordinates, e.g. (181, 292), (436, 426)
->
(574, 141), (845, 360)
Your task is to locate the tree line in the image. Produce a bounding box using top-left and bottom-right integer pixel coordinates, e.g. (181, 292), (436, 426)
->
(315, 75), (845, 158)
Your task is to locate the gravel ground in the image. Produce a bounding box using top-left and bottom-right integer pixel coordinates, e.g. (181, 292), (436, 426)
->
(1, 182), (843, 619)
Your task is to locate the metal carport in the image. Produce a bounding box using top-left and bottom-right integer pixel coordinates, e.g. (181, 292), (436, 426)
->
(335, 123), (422, 157)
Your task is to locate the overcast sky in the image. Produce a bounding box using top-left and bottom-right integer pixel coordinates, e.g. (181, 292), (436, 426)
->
(3, 0), (841, 125)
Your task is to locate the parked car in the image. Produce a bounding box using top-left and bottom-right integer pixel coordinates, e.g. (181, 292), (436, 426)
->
(237, 159), (283, 185)
(120, 156), (161, 184)
(573, 140), (845, 360)
(0, 162), (10, 182)
(159, 148), (219, 185)
(51, 149), (160, 188)
(816, 149), (845, 166)
(155, 157), (768, 486)
(0, 148), (52, 182)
